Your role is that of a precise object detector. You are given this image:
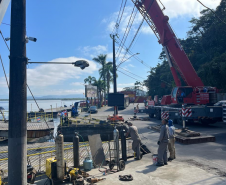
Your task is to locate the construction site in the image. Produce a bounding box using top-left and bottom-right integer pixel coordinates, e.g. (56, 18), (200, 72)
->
(0, 0), (226, 184)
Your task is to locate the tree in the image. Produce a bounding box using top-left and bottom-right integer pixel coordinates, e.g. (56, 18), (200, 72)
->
(84, 76), (96, 85)
(93, 54), (107, 105)
(92, 78), (105, 108)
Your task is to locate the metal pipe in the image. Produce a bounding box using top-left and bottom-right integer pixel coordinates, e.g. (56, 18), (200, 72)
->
(73, 132), (79, 168)
(8, 0), (27, 184)
(120, 129), (127, 161)
(56, 134), (65, 180)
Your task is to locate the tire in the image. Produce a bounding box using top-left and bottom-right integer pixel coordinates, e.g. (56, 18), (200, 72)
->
(119, 160), (125, 171)
(109, 161), (115, 170)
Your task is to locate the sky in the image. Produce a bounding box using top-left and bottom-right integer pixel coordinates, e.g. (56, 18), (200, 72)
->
(0, 0), (221, 99)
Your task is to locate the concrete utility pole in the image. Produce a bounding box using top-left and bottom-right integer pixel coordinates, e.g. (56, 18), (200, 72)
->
(112, 34), (118, 115)
(8, 0), (27, 184)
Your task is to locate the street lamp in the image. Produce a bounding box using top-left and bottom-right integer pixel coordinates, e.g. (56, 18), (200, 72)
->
(117, 53), (140, 68)
(28, 60), (89, 70)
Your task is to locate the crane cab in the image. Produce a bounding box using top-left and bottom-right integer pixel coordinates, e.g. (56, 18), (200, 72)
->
(171, 87), (194, 105)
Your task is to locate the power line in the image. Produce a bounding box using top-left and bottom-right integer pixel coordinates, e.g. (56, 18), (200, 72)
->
(112, 0), (128, 34)
(118, 69), (143, 82)
(118, 67), (145, 79)
(117, 0), (128, 29)
(120, 17), (145, 63)
(115, 37), (151, 69)
(197, 0), (226, 25)
(116, 5), (136, 59)
(0, 30), (10, 51)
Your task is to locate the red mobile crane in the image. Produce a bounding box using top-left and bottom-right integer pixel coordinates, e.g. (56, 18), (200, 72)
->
(133, 0), (224, 124)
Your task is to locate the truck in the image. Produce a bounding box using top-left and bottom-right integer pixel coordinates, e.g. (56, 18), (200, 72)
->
(132, 0), (225, 125)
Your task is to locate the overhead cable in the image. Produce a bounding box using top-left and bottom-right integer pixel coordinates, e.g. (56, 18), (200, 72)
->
(197, 0), (226, 25)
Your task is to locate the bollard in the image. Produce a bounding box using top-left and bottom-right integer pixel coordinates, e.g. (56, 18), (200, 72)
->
(120, 128), (127, 161)
(55, 134), (65, 181)
(73, 132), (80, 168)
(133, 107), (137, 118)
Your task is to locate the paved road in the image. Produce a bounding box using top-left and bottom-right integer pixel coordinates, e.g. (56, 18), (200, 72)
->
(117, 103), (226, 176)
(86, 103), (226, 176)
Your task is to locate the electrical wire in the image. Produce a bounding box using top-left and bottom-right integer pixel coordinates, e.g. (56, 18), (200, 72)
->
(120, 17), (145, 63)
(118, 67), (145, 79)
(116, 5), (137, 59)
(115, 37), (151, 68)
(113, 0), (124, 34)
(197, 0), (226, 26)
(0, 30), (10, 51)
(118, 70), (143, 82)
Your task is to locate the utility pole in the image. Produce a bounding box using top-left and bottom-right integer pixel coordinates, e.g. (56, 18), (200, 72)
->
(112, 34), (118, 115)
(8, 0), (27, 184)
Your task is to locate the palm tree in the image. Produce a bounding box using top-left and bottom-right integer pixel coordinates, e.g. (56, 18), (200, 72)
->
(93, 54), (107, 105)
(99, 62), (114, 95)
(92, 78), (105, 108)
(84, 76), (96, 85)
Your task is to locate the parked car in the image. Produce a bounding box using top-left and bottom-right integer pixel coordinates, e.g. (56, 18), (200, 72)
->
(64, 105), (67, 107)
(88, 106), (98, 114)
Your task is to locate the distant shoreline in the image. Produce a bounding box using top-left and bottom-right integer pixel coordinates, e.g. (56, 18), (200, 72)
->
(0, 98), (85, 101)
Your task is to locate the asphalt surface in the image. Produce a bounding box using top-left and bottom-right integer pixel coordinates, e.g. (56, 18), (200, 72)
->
(117, 103), (226, 177)
(85, 103), (226, 177)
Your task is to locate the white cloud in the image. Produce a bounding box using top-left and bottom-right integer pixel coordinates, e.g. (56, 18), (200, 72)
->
(118, 83), (134, 87)
(104, 0), (221, 36)
(80, 45), (108, 59)
(70, 82), (85, 86)
(128, 64), (135, 68)
(162, 0), (221, 18)
(27, 57), (97, 87)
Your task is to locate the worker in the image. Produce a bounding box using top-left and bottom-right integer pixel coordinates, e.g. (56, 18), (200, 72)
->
(156, 119), (169, 166)
(168, 119), (176, 161)
(126, 122), (141, 160)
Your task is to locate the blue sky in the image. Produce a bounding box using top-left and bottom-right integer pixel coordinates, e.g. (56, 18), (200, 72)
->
(0, 0), (221, 98)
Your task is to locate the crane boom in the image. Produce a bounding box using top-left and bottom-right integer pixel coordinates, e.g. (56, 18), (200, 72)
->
(133, 0), (204, 87)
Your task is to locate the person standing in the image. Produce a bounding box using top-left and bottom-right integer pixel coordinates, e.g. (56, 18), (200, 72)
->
(126, 122), (141, 160)
(156, 119), (169, 166)
(168, 119), (176, 161)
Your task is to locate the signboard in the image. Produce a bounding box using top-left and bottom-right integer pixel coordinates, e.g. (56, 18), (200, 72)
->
(0, 0), (10, 26)
(85, 85), (97, 98)
(108, 93), (124, 107)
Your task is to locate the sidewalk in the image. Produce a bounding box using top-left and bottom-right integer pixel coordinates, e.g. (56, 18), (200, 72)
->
(88, 154), (226, 185)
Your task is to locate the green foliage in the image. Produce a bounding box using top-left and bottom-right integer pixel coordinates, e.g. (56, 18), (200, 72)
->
(145, 0), (226, 96)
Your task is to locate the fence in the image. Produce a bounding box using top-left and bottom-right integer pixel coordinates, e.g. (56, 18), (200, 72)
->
(0, 139), (133, 179)
(0, 110), (53, 123)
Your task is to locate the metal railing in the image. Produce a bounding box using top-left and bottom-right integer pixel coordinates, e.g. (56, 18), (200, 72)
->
(27, 112), (53, 122)
(0, 139), (133, 179)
